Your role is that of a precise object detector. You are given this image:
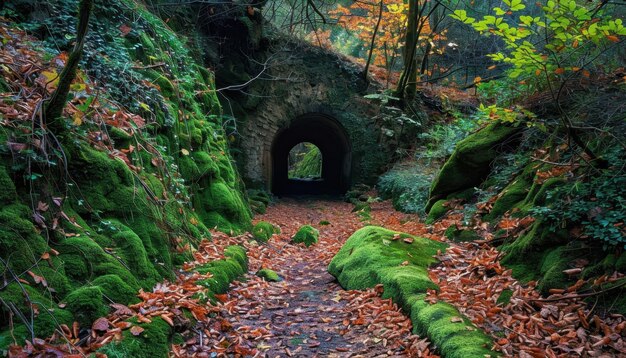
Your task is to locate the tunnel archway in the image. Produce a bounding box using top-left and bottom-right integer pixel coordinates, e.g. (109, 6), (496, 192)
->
(271, 114), (351, 196)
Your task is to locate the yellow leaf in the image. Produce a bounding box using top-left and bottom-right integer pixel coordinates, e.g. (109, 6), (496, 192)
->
(473, 76), (482, 84)
(39, 70), (59, 92)
(70, 82), (86, 92)
(181, 148), (190, 156)
(487, 65), (497, 70)
(73, 113), (83, 126)
(139, 102), (150, 111)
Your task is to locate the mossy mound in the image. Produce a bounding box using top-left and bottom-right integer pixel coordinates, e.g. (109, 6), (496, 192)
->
(98, 317), (173, 358)
(425, 199), (449, 224)
(251, 221), (280, 242)
(65, 287), (109, 328)
(196, 246), (248, 295)
(444, 225), (481, 242)
(291, 225), (319, 247)
(426, 122), (520, 212)
(247, 189), (271, 214)
(328, 227), (495, 357)
(256, 268), (281, 282)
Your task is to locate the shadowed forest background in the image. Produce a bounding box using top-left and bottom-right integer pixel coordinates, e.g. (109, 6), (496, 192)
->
(0, 0), (625, 356)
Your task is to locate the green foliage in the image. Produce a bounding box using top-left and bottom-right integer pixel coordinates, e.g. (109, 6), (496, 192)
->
(378, 115), (479, 215)
(288, 143), (322, 179)
(530, 163), (626, 248)
(452, 0), (626, 98)
(378, 164), (433, 214)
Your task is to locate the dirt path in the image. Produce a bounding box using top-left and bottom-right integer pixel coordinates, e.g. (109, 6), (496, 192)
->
(176, 199), (436, 357)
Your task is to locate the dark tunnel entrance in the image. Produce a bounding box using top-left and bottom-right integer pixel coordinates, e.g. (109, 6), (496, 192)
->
(271, 114), (351, 196)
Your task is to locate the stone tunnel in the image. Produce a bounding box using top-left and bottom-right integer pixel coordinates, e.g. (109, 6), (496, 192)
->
(219, 38), (401, 196)
(271, 113), (351, 196)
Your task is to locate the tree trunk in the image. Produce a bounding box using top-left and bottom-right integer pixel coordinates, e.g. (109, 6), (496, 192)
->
(394, 0), (418, 100)
(363, 0), (384, 82)
(44, 0), (94, 132)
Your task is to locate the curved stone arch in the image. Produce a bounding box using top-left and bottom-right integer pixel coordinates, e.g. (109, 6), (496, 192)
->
(270, 113), (351, 195)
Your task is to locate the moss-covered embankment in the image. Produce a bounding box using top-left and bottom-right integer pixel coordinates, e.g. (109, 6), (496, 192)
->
(0, 0), (251, 350)
(329, 227), (496, 358)
(422, 120), (626, 312)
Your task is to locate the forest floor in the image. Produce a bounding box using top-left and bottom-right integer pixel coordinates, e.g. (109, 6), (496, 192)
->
(12, 198), (625, 357)
(166, 198), (625, 357)
(173, 199), (438, 357)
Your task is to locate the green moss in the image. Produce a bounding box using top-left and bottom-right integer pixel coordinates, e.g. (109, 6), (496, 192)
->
(537, 247), (571, 294)
(197, 180), (251, 234)
(92, 275), (140, 305)
(0, 283), (74, 346)
(257, 268), (281, 282)
(485, 166), (534, 221)
(98, 317), (172, 358)
(328, 227), (445, 294)
(291, 225), (319, 247)
(329, 227), (495, 356)
(496, 289), (513, 305)
(0, 204), (49, 273)
(108, 221), (161, 288)
(426, 122), (520, 212)
(410, 298), (495, 358)
(65, 286), (108, 327)
(425, 199), (448, 224)
(196, 246), (247, 294)
(251, 221), (279, 242)
(445, 225), (481, 242)
(249, 199), (267, 214)
(0, 164), (16, 205)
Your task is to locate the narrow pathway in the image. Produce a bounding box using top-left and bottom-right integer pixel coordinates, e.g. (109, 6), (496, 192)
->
(175, 199), (437, 357)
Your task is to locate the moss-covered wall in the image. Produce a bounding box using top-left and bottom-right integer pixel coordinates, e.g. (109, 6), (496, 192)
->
(0, 0), (251, 348)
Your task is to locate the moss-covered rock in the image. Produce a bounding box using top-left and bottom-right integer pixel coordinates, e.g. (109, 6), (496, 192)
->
(425, 199), (449, 224)
(65, 286), (109, 327)
(328, 227), (445, 293)
(291, 225), (319, 247)
(196, 246), (248, 295)
(98, 317), (173, 358)
(484, 166), (534, 221)
(0, 283), (74, 349)
(328, 227), (495, 357)
(256, 268), (281, 282)
(251, 221), (280, 242)
(444, 225), (481, 242)
(92, 275), (140, 305)
(0, 164), (16, 205)
(426, 122), (520, 212)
